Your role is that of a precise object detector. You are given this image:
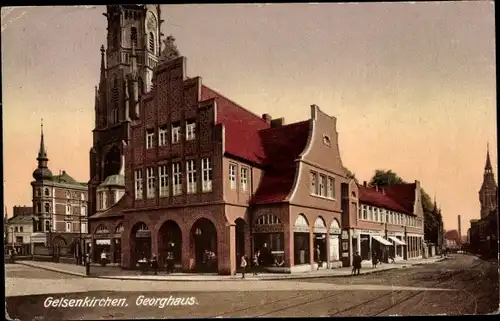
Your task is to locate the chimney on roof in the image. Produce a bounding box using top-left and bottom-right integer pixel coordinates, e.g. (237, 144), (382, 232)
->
(262, 113), (272, 124)
(270, 117), (284, 128)
(363, 181), (367, 187)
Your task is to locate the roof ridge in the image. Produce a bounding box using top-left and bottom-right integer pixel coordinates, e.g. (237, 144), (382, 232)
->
(202, 85), (267, 124)
(259, 120), (309, 133)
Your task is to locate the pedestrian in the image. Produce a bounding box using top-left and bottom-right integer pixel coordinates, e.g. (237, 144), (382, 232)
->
(252, 250), (260, 275)
(352, 251), (362, 275)
(85, 253), (90, 276)
(316, 245), (322, 270)
(372, 252), (378, 268)
(150, 255), (159, 275)
(240, 255), (247, 279)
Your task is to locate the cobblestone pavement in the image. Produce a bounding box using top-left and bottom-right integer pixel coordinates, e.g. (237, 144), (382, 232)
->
(5, 255), (498, 319)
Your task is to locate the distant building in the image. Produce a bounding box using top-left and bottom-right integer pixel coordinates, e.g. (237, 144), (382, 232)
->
(353, 182), (425, 263)
(444, 229), (461, 249)
(13, 206), (33, 218)
(5, 214), (34, 255)
(30, 121), (89, 253)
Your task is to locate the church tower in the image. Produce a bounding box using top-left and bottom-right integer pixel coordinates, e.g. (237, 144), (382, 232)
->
(89, 4), (163, 217)
(479, 144), (498, 218)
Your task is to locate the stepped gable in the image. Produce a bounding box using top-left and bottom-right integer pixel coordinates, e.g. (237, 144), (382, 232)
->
(251, 121), (310, 204)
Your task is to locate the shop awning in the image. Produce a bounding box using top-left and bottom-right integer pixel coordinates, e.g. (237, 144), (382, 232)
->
(389, 236), (406, 246)
(372, 235), (393, 246)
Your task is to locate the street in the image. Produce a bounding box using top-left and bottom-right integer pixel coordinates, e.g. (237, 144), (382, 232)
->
(5, 254), (499, 319)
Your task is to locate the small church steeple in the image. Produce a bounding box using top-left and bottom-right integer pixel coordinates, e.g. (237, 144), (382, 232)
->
(484, 142), (493, 174)
(479, 142), (497, 218)
(32, 119), (53, 181)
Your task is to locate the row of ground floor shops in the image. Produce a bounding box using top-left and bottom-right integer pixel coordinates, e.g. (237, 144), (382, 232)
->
(88, 214), (425, 274)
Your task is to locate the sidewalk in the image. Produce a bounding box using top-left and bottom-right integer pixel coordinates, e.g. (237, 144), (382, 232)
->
(15, 256), (446, 282)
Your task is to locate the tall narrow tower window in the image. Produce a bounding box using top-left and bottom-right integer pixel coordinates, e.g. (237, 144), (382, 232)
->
(149, 32), (155, 53)
(131, 27), (137, 47)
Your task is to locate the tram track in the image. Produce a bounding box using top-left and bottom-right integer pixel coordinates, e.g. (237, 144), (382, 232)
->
(248, 262), (483, 317)
(329, 262), (483, 317)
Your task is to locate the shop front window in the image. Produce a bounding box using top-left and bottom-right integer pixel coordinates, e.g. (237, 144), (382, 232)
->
(253, 233), (285, 267)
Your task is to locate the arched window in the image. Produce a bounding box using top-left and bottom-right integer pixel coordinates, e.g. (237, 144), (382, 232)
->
(36, 203), (42, 213)
(36, 188), (41, 196)
(131, 27), (137, 46)
(149, 32), (155, 53)
(44, 203), (50, 213)
(66, 191), (71, 199)
(44, 188), (50, 196)
(95, 225), (110, 234)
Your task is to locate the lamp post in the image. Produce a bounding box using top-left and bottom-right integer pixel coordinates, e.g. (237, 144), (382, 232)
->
(11, 227), (15, 251)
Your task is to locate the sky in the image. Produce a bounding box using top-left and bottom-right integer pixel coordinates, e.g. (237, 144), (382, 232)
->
(1, 3), (497, 233)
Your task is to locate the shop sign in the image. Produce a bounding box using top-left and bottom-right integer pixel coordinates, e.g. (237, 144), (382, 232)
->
(342, 252), (349, 258)
(96, 239), (111, 245)
(136, 230), (151, 238)
(252, 225), (284, 234)
(329, 227), (341, 235)
(294, 226), (310, 233)
(341, 231), (349, 240)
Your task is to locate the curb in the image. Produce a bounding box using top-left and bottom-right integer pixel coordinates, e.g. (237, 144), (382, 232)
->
(16, 262), (87, 278)
(15, 258), (444, 282)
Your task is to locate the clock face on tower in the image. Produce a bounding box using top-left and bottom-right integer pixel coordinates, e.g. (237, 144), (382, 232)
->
(147, 12), (157, 30)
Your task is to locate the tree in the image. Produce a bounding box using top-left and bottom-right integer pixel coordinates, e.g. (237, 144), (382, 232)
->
(369, 169), (405, 187)
(343, 167), (358, 183)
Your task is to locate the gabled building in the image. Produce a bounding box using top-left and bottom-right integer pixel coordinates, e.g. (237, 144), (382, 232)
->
(87, 5), (360, 275)
(30, 121), (88, 252)
(352, 181), (425, 263)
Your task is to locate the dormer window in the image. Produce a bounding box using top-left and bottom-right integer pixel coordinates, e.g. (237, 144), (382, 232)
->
(172, 123), (180, 144)
(146, 129), (155, 149)
(186, 120), (196, 141)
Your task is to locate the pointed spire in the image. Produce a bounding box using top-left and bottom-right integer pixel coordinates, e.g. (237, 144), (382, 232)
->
(100, 45), (106, 82)
(485, 142), (492, 171)
(37, 118), (47, 160)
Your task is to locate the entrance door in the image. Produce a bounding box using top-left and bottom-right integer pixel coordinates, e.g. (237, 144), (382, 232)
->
(330, 235), (340, 261)
(235, 219), (246, 270)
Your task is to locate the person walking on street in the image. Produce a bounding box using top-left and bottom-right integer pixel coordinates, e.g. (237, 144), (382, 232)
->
(150, 255), (159, 275)
(252, 250), (260, 275)
(352, 251), (362, 275)
(240, 255), (247, 279)
(316, 245), (322, 270)
(372, 252), (379, 268)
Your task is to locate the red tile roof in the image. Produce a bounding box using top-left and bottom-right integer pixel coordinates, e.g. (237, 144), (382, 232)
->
(201, 85), (270, 165)
(383, 183), (417, 214)
(358, 185), (409, 214)
(201, 85), (311, 204)
(251, 121), (311, 204)
(358, 183), (418, 215)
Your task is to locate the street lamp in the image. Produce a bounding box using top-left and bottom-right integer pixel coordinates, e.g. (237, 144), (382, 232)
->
(11, 227), (15, 251)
